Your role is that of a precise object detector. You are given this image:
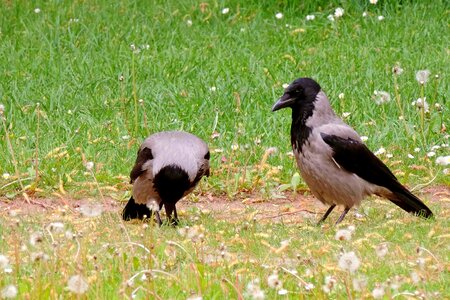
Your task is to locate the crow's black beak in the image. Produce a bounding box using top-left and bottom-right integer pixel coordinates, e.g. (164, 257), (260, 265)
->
(272, 93), (295, 112)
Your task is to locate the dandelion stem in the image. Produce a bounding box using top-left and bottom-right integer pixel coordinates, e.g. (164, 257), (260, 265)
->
(393, 75), (409, 134)
(419, 84), (426, 143)
(132, 54), (138, 134)
(34, 104), (40, 185)
(1, 116), (23, 190)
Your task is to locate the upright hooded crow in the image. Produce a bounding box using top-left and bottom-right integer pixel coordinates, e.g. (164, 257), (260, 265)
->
(272, 77), (433, 224)
(122, 131), (210, 225)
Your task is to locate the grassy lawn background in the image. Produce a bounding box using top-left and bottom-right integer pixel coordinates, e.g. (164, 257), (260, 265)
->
(0, 0), (449, 298)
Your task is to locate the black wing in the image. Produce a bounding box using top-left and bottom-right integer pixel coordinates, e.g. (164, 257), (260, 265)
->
(129, 147), (153, 183)
(320, 133), (398, 190)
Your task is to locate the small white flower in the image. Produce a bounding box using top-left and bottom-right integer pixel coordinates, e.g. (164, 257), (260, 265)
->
(334, 7), (344, 18)
(278, 288), (288, 295)
(372, 285), (385, 299)
(362, 11), (368, 17)
(0, 104), (4, 115)
(138, 99), (144, 104)
(338, 251), (360, 273)
(186, 19), (193, 26)
(427, 151), (436, 158)
(306, 15), (315, 21)
(267, 273), (282, 289)
(338, 93), (345, 99)
(347, 225), (356, 232)
(436, 156), (450, 166)
(231, 144), (239, 151)
(352, 276), (367, 291)
(360, 136), (368, 142)
(79, 204), (103, 217)
(386, 153), (393, 158)
(374, 147), (386, 156)
(327, 14), (335, 22)
(0, 254), (10, 269)
(221, 8), (230, 15)
(375, 243), (389, 258)
(85, 161), (94, 171)
(414, 147), (421, 153)
(408, 154), (414, 159)
(209, 86), (217, 92)
(304, 282), (315, 291)
(335, 229), (352, 241)
(34, 8), (41, 14)
(370, 0), (378, 4)
(282, 83), (289, 89)
(67, 275), (89, 294)
(444, 168), (450, 175)
(415, 70), (431, 84)
(121, 135), (130, 140)
(1, 285), (18, 299)
(275, 12), (283, 19)
(373, 90), (391, 105)
(2, 173), (10, 179)
(431, 145), (441, 150)
(342, 112), (351, 118)
(377, 15), (385, 21)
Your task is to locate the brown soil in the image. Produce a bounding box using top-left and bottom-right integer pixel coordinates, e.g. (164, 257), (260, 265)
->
(1, 185), (449, 223)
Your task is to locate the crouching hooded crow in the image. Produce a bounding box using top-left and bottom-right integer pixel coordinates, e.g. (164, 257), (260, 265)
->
(272, 77), (433, 224)
(122, 131), (210, 225)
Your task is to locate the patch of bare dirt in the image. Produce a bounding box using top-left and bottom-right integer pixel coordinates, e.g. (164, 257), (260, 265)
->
(1, 185), (449, 223)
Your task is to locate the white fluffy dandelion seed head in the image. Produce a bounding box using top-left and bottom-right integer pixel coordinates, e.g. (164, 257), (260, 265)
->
(85, 161), (94, 171)
(275, 12), (284, 19)
(335, 229), (352, 241)
(1, 285), (18, 299)
(327, 14), (335, 22)
(245, 279), (265, 299)
(393, 65), (404, 75)
(186, 19), (193, 26)
(221, 8), (230, 15)
(375, 243), (389, 258)
(352, 276), (367, 291)
(267, 273), (282, 289)
(146, 200), (160, 211)
(0, 254), (10, 269)
(338, 93), (345, 100)
(412, 97), (429, 112)
(34, 8), (41, 14)
(362, 11), (368, 17)
(436, 156), (450, 166)
(79, 204), (103, 217)
(29, 232), (44, 246)
(415, 70), (431, 84)
(377, 15), (385, 21)
(322, 275), (337, 294)
(47, 222), (65, 233)
(306, 15), (315, 21)
(370, 0), (378, 4)
(334, 7), (344, 18)
(67, 275), (89, 294)
(1, 173), (9, 180)
(338, 251), (360, 273)
(209, 86), (217, 92)
(372, 285), (385, 299)
(373, 90), (391, 105)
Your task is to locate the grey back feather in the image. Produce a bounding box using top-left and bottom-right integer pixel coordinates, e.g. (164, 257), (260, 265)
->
(140, 131), (209, 182)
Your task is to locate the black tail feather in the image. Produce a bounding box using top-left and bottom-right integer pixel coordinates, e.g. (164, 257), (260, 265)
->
(387, 187), (433, 218)
(122, 197), (152, 221)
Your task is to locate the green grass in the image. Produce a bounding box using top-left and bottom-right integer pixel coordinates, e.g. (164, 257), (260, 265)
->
(0, 0), (448, 198)
(0, 0), (449, 298)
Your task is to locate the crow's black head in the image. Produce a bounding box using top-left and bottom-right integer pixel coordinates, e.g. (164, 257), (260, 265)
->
(272, 78), (321, 112)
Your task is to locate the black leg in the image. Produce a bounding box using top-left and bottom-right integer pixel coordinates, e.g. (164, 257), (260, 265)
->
(154, 211), (162, 226)
(318, 204), (336, 225)
(172, 206), (179, 226)
(335, 207), (351, 225)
